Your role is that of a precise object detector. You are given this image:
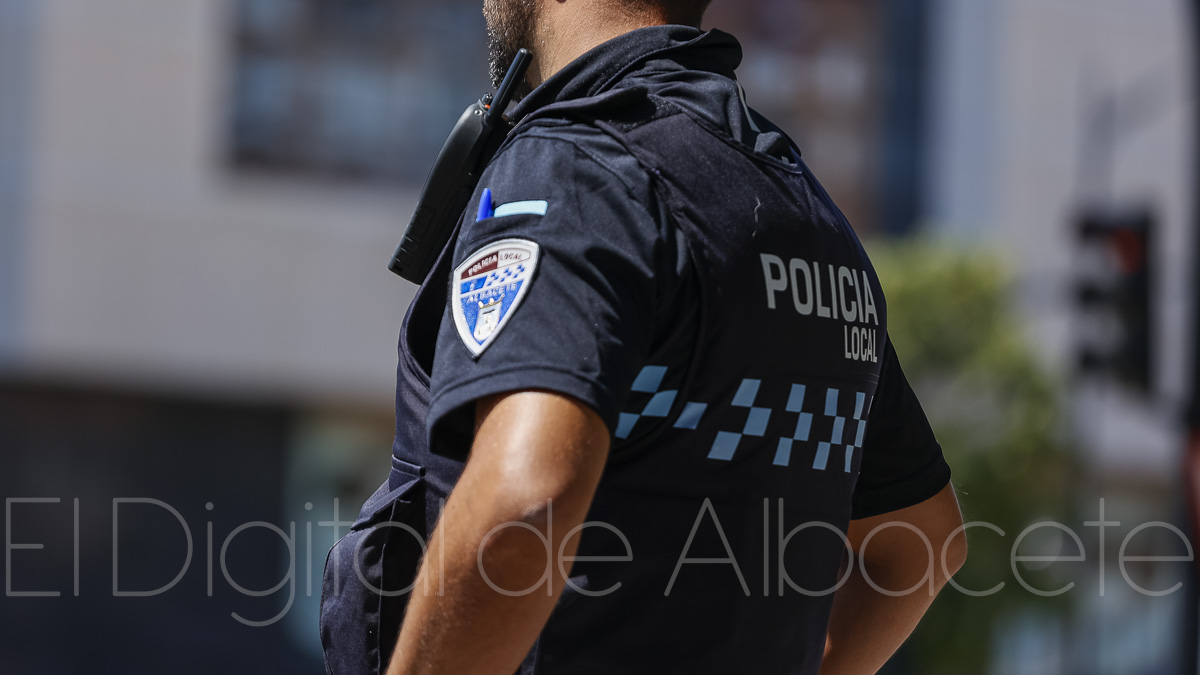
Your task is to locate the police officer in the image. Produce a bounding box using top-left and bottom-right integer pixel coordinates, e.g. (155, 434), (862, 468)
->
(320, 1), (967, 673)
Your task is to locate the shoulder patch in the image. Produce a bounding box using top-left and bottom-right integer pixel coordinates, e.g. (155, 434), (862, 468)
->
(452, 238), (540, 357)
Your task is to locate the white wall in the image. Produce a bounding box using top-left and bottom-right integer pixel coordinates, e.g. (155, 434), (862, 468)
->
(926, 0), (1195, 476)
(5, 0), (422, 408)
(0, 0), (40, 356)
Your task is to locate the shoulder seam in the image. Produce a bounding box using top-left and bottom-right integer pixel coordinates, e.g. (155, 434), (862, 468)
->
(495, 131), (653, 219)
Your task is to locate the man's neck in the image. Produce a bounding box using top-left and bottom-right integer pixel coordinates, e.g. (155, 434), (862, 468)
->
(528, 5), (677, 88)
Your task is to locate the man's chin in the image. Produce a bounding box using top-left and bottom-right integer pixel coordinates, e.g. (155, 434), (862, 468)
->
(483, 0), (537, 90)
(487, 45), (513, 89)
(489, 46), (534, 100)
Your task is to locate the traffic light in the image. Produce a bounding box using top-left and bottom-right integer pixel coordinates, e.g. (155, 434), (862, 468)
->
(1073, 206), (1155, 393)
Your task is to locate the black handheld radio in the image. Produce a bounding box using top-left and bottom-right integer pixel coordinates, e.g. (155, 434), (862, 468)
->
(388, 49), (533, 284)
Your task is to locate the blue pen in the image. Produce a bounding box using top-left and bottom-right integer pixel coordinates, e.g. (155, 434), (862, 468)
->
(477, 188), (493, 221)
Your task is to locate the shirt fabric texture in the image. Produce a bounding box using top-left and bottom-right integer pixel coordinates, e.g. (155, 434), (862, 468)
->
(320, 24), (952, 675)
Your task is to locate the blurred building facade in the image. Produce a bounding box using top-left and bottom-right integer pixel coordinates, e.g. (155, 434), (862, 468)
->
(0, 0), (919, 408)
(925, 1), (1195, 673)
(927, 0), (1193, 478)
(0, 1), (470, 671)
(0, 0), (1194, 673)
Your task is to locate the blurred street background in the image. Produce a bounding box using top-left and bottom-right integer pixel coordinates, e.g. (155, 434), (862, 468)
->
(0, 0), (1196, 673)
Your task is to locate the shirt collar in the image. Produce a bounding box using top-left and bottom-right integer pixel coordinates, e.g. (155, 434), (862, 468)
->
(510, 25), (743, 120)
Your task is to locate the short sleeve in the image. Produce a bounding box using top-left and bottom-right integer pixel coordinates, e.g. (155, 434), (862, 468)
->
(427, 133), (663, 460)
(851, 336), (952, 519)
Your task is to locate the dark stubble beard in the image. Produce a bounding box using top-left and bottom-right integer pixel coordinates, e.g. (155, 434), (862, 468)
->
(483, 0), (537, 94)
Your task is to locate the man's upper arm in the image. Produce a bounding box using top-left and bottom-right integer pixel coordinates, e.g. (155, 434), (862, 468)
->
(837, 481), (966, 661)
(851, 336), (952, 519)
(847, 482), (964, 562)
(467, 390), (611, 514)
(426, 129), (665, 461)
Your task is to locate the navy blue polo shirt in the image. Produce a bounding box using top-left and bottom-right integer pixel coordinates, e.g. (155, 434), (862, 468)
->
(320, 24), (951, 675)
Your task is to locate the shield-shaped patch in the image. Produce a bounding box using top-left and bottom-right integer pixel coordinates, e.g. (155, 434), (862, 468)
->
(452, 238), (540, 357)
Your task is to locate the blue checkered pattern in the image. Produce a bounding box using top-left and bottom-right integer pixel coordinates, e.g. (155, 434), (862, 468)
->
(812, 388), (843, 471)
(482, 264), (525, 288)
(673, 401), (708, 430)
(707, 379), (772, 461)
(616, 368), (870, 472)
(772, 384), (814, 467)
(808, 388), (871, 472)
(615, 365), (678, 439)
(842, 391), (872, 473)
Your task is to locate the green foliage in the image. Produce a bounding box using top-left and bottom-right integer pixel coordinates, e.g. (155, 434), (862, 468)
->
(866, 238), (1076, 674)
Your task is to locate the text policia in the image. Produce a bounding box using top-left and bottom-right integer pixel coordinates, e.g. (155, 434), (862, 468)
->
(759, 254), (880, 363)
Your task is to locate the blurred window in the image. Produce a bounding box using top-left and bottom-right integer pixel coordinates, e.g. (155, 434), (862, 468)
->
(227, 0), (919, 233)
(228, 0), (489, 183)
(705, 0), (902, 234)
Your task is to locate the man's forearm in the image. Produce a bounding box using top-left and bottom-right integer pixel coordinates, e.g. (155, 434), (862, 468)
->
(822, 484), (966, 675)
(385, 391), (609, 675)
(385, 491), (578, 675)
(819, 560), (947, 675)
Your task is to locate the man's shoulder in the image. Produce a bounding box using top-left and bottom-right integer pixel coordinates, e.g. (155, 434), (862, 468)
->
(506, 119), (627, 162)
(485, 115), (657, 210)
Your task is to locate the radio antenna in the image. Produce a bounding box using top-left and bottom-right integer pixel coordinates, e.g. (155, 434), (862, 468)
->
(486, 49), (532, 125)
